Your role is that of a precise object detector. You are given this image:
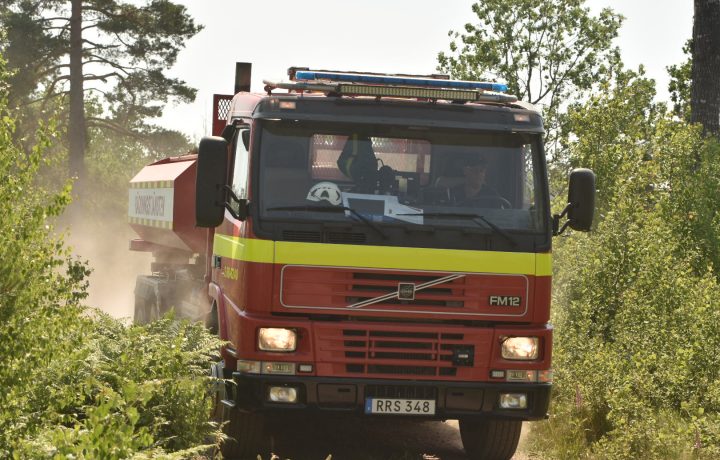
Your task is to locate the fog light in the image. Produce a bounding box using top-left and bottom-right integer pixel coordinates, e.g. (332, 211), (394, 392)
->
(499, 393), (527, 409)
(237, 360), (261, 374)
(268, 386), (298, 403)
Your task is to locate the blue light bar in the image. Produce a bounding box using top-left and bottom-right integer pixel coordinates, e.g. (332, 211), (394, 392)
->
(295, 71), (508, 93)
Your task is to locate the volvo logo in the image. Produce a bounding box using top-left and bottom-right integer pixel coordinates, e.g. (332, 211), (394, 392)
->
(397, 283), (416, 301)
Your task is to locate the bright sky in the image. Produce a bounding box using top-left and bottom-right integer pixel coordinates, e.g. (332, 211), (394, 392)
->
(156, 0), (693, 142)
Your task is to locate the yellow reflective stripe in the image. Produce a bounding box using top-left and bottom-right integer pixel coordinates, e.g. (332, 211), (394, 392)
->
(278, 241), (549, 275)
(129, 180), (174, 189)
(213, 234), (274, 264)
(214, 235), (552, 276)
(536, 252), (552, 276)
(128, 216), (173, 229)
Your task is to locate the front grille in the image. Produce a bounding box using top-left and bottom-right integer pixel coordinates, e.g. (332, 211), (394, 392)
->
(347, 272), (462, 308)
(280, 265), (528, 315)
(338, 329), (472, 377)
(315, 323), (492, 380)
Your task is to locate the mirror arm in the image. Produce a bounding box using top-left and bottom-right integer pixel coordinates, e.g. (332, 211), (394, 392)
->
(552, 202), (575, 236)
(222, 185), (249, 220)
(224, 184), (241, 204)
(554, 219), (572, 236)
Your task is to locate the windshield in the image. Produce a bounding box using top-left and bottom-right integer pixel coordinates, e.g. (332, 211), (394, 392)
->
(256, 120), (548, 241)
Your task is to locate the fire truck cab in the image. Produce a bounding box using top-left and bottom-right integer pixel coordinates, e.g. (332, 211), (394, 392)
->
(131, 64), (595, 460)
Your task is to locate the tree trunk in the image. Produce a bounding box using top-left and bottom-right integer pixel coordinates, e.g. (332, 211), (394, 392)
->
(691, 0), (720, 136)
(68, 0), (86, 186)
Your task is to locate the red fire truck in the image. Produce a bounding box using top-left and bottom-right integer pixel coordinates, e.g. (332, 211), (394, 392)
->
(129, 63), (595, 460)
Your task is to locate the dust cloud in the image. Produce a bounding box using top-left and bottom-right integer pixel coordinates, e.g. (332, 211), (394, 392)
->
(66, 219), (151, 321)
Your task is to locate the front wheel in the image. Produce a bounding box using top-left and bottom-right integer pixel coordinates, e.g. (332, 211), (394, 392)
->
(211, 361), (271, 459)
(220, 406), (269, 459)
(459, 418), (522, 460)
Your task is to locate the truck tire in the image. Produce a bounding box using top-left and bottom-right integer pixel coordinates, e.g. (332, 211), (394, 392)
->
(220, 406), (269, 459)
(133, 285), (160, 324)
(211, 361), (270, 459)
(459, 418), (522, 460)
(133, 276), (165, 325)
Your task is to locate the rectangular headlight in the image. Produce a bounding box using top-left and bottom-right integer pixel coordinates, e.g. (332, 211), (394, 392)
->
(501, 336), (539, 360)
(258, 328), (297, 352)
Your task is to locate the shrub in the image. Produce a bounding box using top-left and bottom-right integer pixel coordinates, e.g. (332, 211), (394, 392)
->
(0, 58), (221, 459)
(11, 314), (222, 459)
(528, 71), (720, 459)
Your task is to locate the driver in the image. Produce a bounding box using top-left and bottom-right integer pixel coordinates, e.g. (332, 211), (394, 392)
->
(451, 156), (502, 205)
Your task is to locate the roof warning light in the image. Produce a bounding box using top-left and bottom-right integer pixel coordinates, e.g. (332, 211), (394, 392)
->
(263, 68), (517, 104)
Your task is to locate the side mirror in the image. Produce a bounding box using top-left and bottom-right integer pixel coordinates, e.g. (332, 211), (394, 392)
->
(567, 168), (595, 231)
(196, 136), (229, 228)
(553, 168), (596, 235)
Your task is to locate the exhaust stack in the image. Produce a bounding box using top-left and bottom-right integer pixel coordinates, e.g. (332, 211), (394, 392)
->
(235, 62), (252, 93)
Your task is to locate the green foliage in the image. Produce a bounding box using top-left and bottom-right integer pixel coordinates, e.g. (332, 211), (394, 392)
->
(659, 134), (720, 277)
(529, 69), (720, 459)
(0, 57), (90, 452)
(668, 40), (692, 121)
(83, 123), (193, 219)
(559, 66), (662, 213)
(0, 0), (201, 174)
(1, 0), (202, 118)
(437, 0), (623, 152)
(11, 314), (223, 459)
(0, 61), (221, 458)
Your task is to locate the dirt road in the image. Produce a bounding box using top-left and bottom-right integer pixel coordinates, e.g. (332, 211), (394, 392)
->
(264, 417), (532, 460)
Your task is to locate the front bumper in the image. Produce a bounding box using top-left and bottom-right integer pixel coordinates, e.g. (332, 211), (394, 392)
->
(228, 372), (551, 421)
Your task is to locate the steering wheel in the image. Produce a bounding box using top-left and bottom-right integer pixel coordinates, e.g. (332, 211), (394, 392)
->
(461, 195), (512, 209)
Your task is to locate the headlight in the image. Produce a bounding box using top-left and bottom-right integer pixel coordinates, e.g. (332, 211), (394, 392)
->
(501, 337), (539, 360)
(258, 328), (297, 352)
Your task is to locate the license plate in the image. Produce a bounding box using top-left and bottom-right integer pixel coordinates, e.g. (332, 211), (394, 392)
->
(364, 398), (436, 415)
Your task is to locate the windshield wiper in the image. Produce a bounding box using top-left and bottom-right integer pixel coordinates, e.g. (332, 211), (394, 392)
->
(266, 205), (388, 240)
(398, 212), (517, 247)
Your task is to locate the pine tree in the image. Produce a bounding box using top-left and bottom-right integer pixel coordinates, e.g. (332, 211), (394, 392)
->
(0, 0), (201, 185)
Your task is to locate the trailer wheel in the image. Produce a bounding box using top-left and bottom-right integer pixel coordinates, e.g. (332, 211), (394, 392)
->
(459, 418), (522, 460)
(133, 276), (164, 325)
(211, 361), (270, 459)
(133, 286), (161, 324)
